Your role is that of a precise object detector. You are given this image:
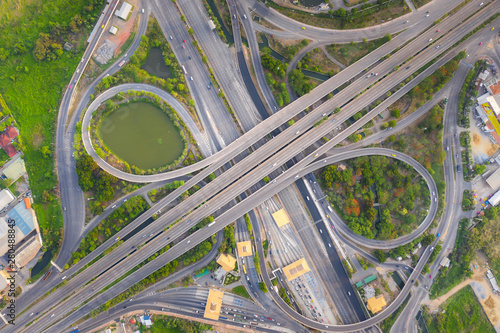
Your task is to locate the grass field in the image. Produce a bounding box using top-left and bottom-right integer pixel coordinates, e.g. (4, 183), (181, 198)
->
(426, 285), (494, 333)
(326, 34), (391, 67)
(0, 0), (104, 254)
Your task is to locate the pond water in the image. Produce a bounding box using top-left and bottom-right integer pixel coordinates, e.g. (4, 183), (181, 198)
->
(100, 102), (184, 170)
(141, 47), (172, 80)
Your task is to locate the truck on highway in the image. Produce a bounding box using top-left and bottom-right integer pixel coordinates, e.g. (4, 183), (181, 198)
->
(207, 220), (216, 227)
(327, 206), (333, 212)
(242, 263), (247, 274)
(182, 65), (187, 75)
(118, 60), (126, 67)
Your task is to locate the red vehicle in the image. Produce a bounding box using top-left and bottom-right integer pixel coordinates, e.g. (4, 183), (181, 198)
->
(182, 39), (185, 43)
(479, 42), (483, 46)
(69, 84), (73, 89)
(42, 271), (52, 281)
(436, 29), (440, 32)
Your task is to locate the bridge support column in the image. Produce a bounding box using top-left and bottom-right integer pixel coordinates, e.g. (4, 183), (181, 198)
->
(50, 261), (63, 273)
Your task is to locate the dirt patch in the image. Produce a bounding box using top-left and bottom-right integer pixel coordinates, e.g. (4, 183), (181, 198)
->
(30, 124), (44, 149)
(471, 125), (499, 163)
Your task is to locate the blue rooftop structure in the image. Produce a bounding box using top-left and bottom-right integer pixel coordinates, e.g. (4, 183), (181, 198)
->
(7, 202), (34, 236)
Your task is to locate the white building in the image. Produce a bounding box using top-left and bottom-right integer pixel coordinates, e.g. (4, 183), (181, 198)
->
(115, 1), (132, 20)
(109, 26), (118, 35)
(0, 189), (14, 211)
(488, 189), (500, 206)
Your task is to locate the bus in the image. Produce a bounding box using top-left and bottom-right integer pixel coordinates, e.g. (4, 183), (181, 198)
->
(207, 220), (216, 227)
(118, 60), (126, 67)
(327, 206), (333, 212)
(182, 65), (187, 74)
(242, 263), (247, 274)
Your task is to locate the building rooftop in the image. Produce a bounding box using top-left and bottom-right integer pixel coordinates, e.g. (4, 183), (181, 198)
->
(216, 253), (236, 272)
(272, 209), (291, 227)
(237, 241), (253, 257)
(115, 1), (132, 20)
(440, 257), (450, 268)
(283, 258), (310, 281)
(0, 189), (14, 211)
(109, 26), (118, 35)
(2, 156), (26, 181)
(204, 289), (223, 320)
(486, 168), (500, 189)
(5, 126), (18, 140)
(14, 234), (41, 269)
(3, 144), (16, 158)
(490, 81), (500, 96)
(7, 201), (35, 236)
(0, 134), (10, 148)
(367, 296), (387, 314)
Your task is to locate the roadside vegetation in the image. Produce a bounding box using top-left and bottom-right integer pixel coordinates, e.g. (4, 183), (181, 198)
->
(68, 195), (148, 267)
(148, 180), (186, 203)
(297, 47), (341, 77)
(326, 34), (392, 67)
(432, 208), (500, 299)
(0, 0), (105, 268)
(232, 285), (251, 300)
(142, 314), (212, 332)
(424, 286), (495, 333)
(319, 156), (430, 239)
(457, 61), (486, 128)
(462, 190), (474, 211)
(266, 0), (410, 30)
(261, 53), (291, 107)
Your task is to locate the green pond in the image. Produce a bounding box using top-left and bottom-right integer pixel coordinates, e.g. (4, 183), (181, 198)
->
(99, 102), (184, 170)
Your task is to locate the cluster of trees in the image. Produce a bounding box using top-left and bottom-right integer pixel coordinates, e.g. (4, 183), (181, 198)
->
(69, 195), (148, 266)
(458, 62), (484, 127)
(219, 224), (236, 254)
(410, 57), (459, 102)
(0, 0), (100, 62)
(202, 0), (227, 43)
(387, 235), (424, 260)
(289, 69), (315, 97)
(261, 54), (287, 78)
(75, 154), (118, 211)
(265, 73), (291, 107)
(148, 180), (185, 203)
(321, 156), (429, 239)
(179, 238), (215, 265)
(325, 0), (405, 26)
(148, 315), (212, 332)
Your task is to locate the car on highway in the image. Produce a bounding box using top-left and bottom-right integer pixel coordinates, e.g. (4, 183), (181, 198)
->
(182, 45), (185, 49)
(479, 2), (483, 5)
(429, 274), (432, 279)
(436, 30), (440, 33)
(188, 56), (192, 60)
(437, 233), (441, 237)
(301, 26), (306, 30)
(101, 24), (104, 29)
(296, 130), (300, 134)
(190, 76), (193, 81)
(479, 42), (483, 46)
(435, 45), (440, 49)
(428, 38), (433, 42)
(430, 246), (434, 251)
(348, 292), (351, 296)
(69, 84), (73, 89)
(328, 243), (332, 247)
(182, 39), (185, 43)
(426, 14), (430, 17)
(492, 27), (495, 31)
(406, 66), (410, 70)
(169, 36), (173, 40)
(319, 229), (323, 233)
(392, 154), (396, 157)
(375, 72), (379, 76)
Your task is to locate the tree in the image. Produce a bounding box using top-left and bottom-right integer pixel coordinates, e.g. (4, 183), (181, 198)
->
(287, 119), (295, 126)
(258, 282), (268, 293)
(263, 176), (270, 183)
(381, 122), (389, 129)
(388, 120), (397, 128)
(391, 109), (401, 118)
(388, 135), (396, 142)
(374, 249), (386, 263)
(421, 234), (435, 247)
(474, 164), (486, 175)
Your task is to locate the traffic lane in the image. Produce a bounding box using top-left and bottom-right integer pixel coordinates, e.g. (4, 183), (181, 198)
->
(295, 178), (366, 323)
(30, 6), (488, 328)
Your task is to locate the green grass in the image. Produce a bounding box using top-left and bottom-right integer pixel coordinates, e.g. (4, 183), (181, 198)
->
(326, 35), (391, 67)
(0, 149), (9, 163)
(0, 0), (105, 257)
(426, 285), (494, 333)
(231, 285), (251, 300)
